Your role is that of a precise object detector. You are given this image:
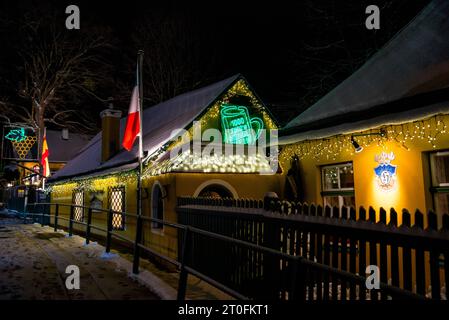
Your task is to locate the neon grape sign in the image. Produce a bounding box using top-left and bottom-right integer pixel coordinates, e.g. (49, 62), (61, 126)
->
(220, 105), (263, 145)
(5, 127), (27, 142)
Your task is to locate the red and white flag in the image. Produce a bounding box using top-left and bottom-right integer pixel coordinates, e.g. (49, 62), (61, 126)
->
(122, 86), (140, 151)
(41, 130), (50, 177)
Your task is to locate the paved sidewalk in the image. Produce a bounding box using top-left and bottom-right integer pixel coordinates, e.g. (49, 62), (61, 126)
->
(119, 251), (234, 300)
(0, 216), (233, 300)
(0, 219), (159, 300)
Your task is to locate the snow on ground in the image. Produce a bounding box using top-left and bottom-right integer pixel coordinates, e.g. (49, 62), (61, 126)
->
(0, 218), (159, 300)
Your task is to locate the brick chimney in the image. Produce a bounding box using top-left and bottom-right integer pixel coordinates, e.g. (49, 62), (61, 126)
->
(100, 99), (122, 162)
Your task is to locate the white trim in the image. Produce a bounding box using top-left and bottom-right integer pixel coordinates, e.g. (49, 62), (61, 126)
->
(193, 179), (239, 198)
(435, 151), (449, 157)
(438, 183), (449, 187)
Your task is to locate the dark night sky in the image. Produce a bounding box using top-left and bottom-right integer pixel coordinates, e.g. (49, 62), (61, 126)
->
(0, 0), (431, 128)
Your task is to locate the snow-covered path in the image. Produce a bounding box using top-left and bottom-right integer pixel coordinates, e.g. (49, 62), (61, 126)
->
(0, 217), (159, 300)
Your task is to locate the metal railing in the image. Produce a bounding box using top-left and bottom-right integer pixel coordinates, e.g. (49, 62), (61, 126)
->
(177, 198), (449, 300)
(23, 202), (426, 301)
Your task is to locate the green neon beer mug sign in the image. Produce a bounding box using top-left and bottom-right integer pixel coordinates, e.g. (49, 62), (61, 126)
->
(220, 105), (264, 145)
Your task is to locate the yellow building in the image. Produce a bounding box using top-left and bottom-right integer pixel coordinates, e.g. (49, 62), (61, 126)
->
(279, 0), (449, 227)
(48, 74), (282, 260)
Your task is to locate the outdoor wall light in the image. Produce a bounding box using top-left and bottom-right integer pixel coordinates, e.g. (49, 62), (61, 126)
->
(351, 137), (364, 153)
(351, 128), (387, 153)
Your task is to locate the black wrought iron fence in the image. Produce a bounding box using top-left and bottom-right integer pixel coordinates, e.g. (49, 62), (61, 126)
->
(177, 196), (449, 300)
(20, 201), (356, 301)
(24, 198), (448, 301)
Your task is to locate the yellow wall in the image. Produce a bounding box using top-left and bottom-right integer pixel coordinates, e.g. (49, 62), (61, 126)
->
(281, 129), (449, 226)
(50, 175), (138, 252)
(175, 173), (282, 198)
(141, 174), (178, 261)
(47, 77), (284, 264)
(50, 171), (283, 263)
(354, 142), (426, 216)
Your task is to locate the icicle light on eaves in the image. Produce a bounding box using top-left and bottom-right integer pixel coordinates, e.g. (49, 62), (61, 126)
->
(280, 114), (449, 163)
(48, 170), (137, 196)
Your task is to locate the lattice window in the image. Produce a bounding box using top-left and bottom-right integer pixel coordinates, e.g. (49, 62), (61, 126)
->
(430, 151), (449, 215)
(109, 186), (125, 230)
(72, 191), (84, 222)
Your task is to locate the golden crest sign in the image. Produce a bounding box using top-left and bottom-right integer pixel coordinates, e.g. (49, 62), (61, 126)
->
(374, 152), (397, 191)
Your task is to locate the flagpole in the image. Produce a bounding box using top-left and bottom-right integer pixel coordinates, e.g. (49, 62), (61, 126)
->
(42, 127), (47, 191)
(137, 50), (144, 212)
(133, 50), (144, 274)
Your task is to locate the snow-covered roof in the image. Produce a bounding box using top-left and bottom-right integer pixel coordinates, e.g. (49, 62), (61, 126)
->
(281, 0), (449, 144)
(46, 130), (91, 162)
(49, 74), (241, 181)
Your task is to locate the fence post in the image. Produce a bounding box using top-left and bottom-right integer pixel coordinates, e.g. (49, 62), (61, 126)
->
(401, 209), (412, 292)
(69, 205), (74, 237)
(290, 256), (305, 301)
(85, 207), (93, 245)
(414, 210), (425, 296)
(132, 214), (143, 274)
(427, 211), (441, 299)
(264, 192), (279, 211)
(22, 202), (27, 223)
(54, 204), (59, 232)
(41, 203), (45, 227)
(177, 227), (191, 301)
(443, 214), (449, 300)
(105, 208), (113, 253)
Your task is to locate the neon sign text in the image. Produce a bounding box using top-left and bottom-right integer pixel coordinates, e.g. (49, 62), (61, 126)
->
(220, 105), (263, 145)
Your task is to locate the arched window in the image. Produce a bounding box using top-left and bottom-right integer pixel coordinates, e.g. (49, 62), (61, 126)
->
(193, 179), (238, 199)
(151, 182), (164, 230)
(198, 184), (234, 199)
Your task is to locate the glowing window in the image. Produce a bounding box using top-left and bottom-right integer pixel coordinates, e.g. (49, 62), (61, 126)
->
(198, 184), (234, 199)
(321, 163), (355, 211)
(72, 191), (84, 222)
(109, 187), (125, 230)
(430, 151), (449, 186)
(430, 151), (449, 215)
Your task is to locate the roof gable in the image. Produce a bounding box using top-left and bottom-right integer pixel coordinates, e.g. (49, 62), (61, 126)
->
(50, 74), (276, 181)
